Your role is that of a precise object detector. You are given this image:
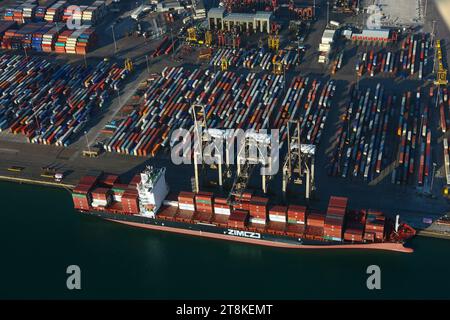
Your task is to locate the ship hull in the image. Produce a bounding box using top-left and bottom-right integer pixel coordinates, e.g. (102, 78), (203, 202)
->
(80, 210), (414, 253)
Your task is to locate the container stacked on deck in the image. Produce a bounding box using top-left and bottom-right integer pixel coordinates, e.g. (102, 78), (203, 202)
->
(323, 196), (347, 241)
(364, 210), (385, 242)
(195, 192), (213, 213)
(121, 187), (139, 214)
(91, 187), (112, 208)
(178, 191), (196, 211)
(233, 192), (252, 211)
(214, 197), (231, 215)
(44, 1), (66, 22)
(104, 67), (335, 157)
(72, 171), (101, 210)
(268, 205), (287, 223)
(111, 183), (128, 202)
(287, 205), (306, 224)
(305, 210), (325, 240)
(344, 210), (365, 242)
(249, 196), (268, 224)
(228, 209), (248, 229)
(0, 54), (128, 145)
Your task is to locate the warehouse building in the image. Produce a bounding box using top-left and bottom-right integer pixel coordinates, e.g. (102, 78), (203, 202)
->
(207, 7), (272, 33)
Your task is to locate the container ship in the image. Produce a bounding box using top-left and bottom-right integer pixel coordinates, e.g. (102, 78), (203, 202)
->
(71, 166), (416, 253)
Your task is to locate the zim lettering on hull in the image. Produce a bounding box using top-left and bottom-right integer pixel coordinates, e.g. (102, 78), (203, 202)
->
(227, 229), (261, 239)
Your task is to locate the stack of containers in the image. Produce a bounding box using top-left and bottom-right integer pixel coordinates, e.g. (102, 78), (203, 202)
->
(75, 28), (96, 55)
(286, 204), (306, 236)
(35, 0), (58, 21)
(15, 23), (47, 50)
(287, 205), (306, 224)
(268, 205), (287, 223)
(44, 1), (66, 22)
(31, 23), (54, 52)
(42, 24), (64, 52)
(65, 28), (82, 54)
(72, 185), (92, 210)
(71, 171), (101, 210)
(54, 29), (72, 53)
(62, 5), (87, 23)
(121, 187), (140, 214)
(228, 210), (248, 229)
(22, 1), (37, 22)
(12, 7), (24, 24)
(249, 196), (268, 225)
(343, 211), (365, 242)
(100, 174), (119, 187)
(305, 210), (325, 240)
(233, 192), (252, 211)
(364, 210), (385, 242)
(82, 1), (107, 26)
(0, 21), (17, 45)
(3, 8), (16, 22)
(178, 191), (196, 211)
(323, 196), (347, 241)
(0, 55), (128, 146)
(111, 183), (128, 202)
(213, 197), (231, 215)
(195, 192), (214, 213)
(91, 187), (112, 208)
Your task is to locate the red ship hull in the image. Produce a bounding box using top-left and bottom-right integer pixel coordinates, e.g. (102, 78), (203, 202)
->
(104, 218), (414, 253)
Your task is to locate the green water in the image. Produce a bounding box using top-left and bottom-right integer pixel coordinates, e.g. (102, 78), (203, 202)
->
(1, 181), (449, 299)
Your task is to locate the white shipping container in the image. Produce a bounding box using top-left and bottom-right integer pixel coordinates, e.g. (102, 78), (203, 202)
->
(179, 204), (195, 211)
(214, 207), (231, 215)
(249, 218), (266, 225)
(269, 215), (286, 222)
(319, 43), (331, 52)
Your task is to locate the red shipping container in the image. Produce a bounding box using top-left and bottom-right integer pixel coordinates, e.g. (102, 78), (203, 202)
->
(307, 212), (325, 228)
(329, 196), (348, 209)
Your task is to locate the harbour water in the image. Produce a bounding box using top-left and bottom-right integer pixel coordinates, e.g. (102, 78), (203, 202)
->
(1, 181), (450, 299)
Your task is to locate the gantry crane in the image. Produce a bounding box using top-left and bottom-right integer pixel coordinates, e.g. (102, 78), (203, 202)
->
(268, 31), (280, 51)
(187, 27), (197, 43)
(282, 120), (316, 200)
(205, 30), (212, 47)
(434, 39), (448, 86)
(229, 131), (275, 204)
(191, 104), (233, 192)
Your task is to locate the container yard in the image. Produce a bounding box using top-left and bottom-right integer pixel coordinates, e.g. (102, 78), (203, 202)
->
(101, 66), (335, 157)
(0, 0), (109, 55)
(328, 82), (450, 190)
(0, 53), (129, 146)
(353, 34), (432, 79)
